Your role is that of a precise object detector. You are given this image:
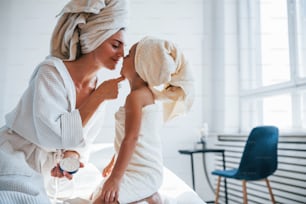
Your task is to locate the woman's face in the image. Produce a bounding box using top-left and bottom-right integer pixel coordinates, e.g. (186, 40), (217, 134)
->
(94, 29), (125, 70)
(121, 43), (137, 79)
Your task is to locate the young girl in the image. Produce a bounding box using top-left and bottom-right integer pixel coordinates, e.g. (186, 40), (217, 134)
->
(92, 36), (194, 204)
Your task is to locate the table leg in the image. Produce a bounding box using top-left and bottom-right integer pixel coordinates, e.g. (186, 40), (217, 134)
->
(190, 153), (195, 190)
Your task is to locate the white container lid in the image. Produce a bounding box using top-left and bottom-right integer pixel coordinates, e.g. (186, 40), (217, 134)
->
(59, 157), (80, 174)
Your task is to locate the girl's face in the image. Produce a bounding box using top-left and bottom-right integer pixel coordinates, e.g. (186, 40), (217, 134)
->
(121, 43), (137, 79)
(93, 29), (125, 70)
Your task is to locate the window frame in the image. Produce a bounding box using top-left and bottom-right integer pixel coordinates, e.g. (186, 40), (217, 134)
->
(239, 0), (306, 132)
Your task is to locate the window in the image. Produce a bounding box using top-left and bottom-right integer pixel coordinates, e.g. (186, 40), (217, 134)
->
(239, 0), (306, 132)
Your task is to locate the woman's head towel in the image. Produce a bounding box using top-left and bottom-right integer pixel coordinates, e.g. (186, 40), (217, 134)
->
(135, 36), (195, 122)
(51, 0), (129, 61)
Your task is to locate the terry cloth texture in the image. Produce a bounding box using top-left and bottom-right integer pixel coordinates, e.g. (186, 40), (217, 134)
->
(91, 104), (163, 203)
(135, 36), (195, 121)
(50, 0), (129, 61)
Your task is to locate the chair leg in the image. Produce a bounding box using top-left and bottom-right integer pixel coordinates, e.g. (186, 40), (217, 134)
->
(242, 180), (248, 204)
(215, 176), (221, 204)
(265, 178), (276, 204)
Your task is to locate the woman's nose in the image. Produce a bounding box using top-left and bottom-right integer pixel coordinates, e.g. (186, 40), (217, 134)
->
(117, 46), (124, 57)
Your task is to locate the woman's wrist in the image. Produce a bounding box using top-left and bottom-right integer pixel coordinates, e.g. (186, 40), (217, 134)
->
(93, 90), (106, 104)
(78, 92), (105, 126)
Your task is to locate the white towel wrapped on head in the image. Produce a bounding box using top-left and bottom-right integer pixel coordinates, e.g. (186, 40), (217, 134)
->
(50, 0), (129, 61)
(135, 36), (195, 122)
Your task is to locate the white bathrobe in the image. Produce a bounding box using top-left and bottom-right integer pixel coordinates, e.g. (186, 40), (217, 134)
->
(0, 56), (105, 203)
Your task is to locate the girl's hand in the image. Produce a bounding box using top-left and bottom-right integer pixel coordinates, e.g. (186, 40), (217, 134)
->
(102, 155), (115, 177)
(99, 176), (121, 203)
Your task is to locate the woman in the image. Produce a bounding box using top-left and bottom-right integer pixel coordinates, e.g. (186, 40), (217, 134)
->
(91, 36), (194, 204)
(0, 0), (129, 203)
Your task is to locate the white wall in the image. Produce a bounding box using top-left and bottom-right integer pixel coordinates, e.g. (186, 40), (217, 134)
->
(0, 0), (69, 125)
(208, 0), (240, 134)
(0, 0), (240, 202)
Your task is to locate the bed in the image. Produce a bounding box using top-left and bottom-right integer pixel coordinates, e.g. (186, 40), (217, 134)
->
(158, 167), (206, 204)
(51, 144), (206, 204)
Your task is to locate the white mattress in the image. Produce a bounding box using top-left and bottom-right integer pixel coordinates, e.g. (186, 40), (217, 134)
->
(56, 166), (205, 204)
(159, 167), (206, 204)
(54, 144), (206, 204)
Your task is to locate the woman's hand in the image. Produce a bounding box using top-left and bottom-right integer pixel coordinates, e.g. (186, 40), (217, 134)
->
(51, 162), (84, 180)
(62, 150), (80, 159)
(95, 76), (125, 101)
(51, 163), (71, 180)
(78, 76), (125, 126)
(51, 150), (84, 180)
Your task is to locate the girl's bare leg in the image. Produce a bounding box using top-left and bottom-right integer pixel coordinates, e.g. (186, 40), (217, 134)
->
(130, 192), (162, 204)
(145, 192), (162, 204)
(93, 199), (118, 204)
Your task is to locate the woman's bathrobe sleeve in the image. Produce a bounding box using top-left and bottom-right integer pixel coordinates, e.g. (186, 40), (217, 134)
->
(5, 57), (84, 150)
(34, 64), (84, 148)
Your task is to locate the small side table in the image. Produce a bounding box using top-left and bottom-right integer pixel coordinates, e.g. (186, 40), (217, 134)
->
(178, 145), (228, 204)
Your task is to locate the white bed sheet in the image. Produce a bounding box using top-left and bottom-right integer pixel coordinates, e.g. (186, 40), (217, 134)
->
(53, 144), (206, 204)
(56, 166), (206, 204)
(159, 167), (206, 204)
